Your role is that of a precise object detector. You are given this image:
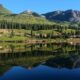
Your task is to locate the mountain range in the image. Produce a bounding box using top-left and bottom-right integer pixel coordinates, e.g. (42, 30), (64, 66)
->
(43, 10), (80, 22)
(0, 4), (80, 23)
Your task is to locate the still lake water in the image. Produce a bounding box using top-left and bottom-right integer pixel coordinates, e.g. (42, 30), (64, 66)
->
(0, 43), (80, 80)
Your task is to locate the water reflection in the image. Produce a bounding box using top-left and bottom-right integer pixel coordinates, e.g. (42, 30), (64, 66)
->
(44, 54), (80, 69)
(0, 43), (80, 80)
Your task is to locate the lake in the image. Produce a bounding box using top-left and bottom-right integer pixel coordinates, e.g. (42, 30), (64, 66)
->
(0, 43), (80, 80)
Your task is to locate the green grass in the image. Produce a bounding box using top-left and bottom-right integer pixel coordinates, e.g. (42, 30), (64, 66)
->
(33, 30), (60, 35)
(0, 36), (27, 41)
(0, 29), (79, 43)
(62, 29), (76, 33)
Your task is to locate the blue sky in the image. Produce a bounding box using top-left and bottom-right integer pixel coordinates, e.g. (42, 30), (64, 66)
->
(0, 0), (80, 14)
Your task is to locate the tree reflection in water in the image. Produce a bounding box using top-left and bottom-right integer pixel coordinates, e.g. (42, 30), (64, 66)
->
(0, 43), (80, 75)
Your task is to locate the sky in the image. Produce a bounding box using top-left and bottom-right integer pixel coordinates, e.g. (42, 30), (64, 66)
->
(0, 0), (80, 14)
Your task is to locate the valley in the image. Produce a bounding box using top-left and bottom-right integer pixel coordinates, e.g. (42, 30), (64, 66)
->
(0, 5), (79, 44)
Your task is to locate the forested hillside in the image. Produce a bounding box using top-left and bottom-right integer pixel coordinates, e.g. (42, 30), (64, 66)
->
(0, 5), (79, 43)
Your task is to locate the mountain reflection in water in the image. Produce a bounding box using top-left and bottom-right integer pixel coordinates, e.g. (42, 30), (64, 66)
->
(0, 43), (80, 80)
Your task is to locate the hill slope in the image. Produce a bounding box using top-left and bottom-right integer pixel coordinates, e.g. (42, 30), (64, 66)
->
(0, 4), (12, 14)
(0, 10), (54, 25)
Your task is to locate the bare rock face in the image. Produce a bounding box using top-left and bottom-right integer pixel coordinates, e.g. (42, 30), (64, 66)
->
(43, 9), (80, 22)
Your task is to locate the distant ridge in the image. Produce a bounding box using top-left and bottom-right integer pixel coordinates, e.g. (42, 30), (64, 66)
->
(20, 10), (41, 17)
(0, 4), (80, 23)
(43, 9), (80, 22)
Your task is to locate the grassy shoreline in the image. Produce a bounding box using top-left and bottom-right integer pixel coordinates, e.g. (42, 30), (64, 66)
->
(0, 29), (79, 44)
(0, 36), (80, 44)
